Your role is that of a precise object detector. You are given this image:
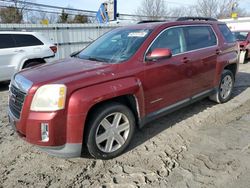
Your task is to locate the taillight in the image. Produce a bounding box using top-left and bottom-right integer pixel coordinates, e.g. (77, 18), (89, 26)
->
(50, 46), (57, 53)
(240, 41), (249, 48)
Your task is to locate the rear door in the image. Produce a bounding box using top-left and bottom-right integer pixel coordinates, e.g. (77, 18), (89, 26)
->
(12, 34), (44, 58)
(143, 27), (192, 114)
(0, 34), (17, 81)
(183, 25), (218, 96)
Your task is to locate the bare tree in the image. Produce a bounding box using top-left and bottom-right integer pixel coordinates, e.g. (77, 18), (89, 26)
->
(0, 0), (33, 23)
(195, 0), (247, 19)
(72, 14), (88, 23)
(168, 6), (197, 18)
(135, 0), (169, 20)
(0, 7), (23, 23)
(13, 0), (29, 16)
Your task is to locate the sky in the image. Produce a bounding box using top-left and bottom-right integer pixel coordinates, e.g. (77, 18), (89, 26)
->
(35, 0), (196, 14)
(35, 0), (249, 14)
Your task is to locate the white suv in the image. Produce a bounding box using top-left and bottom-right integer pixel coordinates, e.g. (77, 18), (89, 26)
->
(0, 31), (57, 82)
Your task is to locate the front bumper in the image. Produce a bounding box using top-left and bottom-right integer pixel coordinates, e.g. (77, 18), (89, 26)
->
(8, 109), (83, 158)
(38, 143), (82, 158)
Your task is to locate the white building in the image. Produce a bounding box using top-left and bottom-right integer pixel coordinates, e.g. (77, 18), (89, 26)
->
(220, 17), (250, 31)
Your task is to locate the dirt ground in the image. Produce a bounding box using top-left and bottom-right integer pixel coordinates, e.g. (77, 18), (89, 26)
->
(1, 62), (250, 188)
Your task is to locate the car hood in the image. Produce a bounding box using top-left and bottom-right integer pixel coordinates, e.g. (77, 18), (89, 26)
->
(19, 58), (115, 91)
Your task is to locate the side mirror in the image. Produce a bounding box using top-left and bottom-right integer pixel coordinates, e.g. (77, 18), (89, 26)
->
(70, 50), (81, 57)
(146, 48), (172, 61)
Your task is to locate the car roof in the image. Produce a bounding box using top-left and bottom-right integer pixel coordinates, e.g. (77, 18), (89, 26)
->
(119, 20), (223, 31)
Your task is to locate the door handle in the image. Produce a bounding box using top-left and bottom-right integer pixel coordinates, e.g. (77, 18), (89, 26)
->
(14, 49), (25, 53)
(181, 57), (191, 64)
(216, 49), (222, 55)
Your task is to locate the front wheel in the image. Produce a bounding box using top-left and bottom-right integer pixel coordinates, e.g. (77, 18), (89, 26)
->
(85, 102), (135, 159)
(209, 70), (234, 103)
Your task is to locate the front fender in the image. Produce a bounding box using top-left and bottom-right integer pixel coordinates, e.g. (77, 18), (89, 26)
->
(66, 77), (145, 143)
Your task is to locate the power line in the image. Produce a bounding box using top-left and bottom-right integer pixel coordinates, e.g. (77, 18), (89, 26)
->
(0, 5), (96, 17)
(163, 0), (193, 6)
(0, 0), (97, 14)
(0, 0), (162, 19)
(0, 0), (179, 21)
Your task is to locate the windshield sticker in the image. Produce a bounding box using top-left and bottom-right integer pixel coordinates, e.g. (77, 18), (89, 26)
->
(128, 31), (148, 37)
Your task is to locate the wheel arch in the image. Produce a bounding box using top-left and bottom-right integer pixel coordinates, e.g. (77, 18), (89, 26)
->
(224, 63), (237, 79)
(66, 77), (145, 145)
(21, 58), (46, 70)
(85, 94), (140, 130)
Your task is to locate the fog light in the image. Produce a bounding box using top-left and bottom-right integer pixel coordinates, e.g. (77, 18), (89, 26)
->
(41, 123), (49, 142)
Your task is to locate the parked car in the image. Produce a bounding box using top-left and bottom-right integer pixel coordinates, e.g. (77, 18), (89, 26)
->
(232, 31), (250, 63)
(8, 17), (239, 159)
(0, 31), (57, 82)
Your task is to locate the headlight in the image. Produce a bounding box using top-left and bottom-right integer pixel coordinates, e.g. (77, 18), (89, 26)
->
(31, 84), (67, 111)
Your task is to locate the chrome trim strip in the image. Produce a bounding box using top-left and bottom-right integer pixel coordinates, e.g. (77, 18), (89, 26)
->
(155, 98), (190, 116)
(150, 98), (163, 104)
(8, 108), (19, 122)
(142, 88), (214, 126)
(9, 74), (32, 120)
(12, 74), (33, 93)
(133, 94), (141, 119)
(192, 89), (214, 99)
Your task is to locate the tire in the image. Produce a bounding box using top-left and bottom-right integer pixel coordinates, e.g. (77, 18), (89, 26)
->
(85, 102), (135, 159)
(209, 70), (234, 103)
(23, 61), (44, 69)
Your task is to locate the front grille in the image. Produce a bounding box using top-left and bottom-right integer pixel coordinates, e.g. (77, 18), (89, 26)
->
(9, 84), (26, 119)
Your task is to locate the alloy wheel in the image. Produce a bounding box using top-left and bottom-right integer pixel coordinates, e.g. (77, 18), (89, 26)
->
(95, 112), (130, 153)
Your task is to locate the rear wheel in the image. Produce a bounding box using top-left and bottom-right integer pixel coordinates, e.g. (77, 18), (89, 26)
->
(85, 102), (135, 159)
(209, 70), (234, 103)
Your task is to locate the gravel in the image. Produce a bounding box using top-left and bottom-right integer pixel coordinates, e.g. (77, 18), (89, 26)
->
(1, 63), (250, 188)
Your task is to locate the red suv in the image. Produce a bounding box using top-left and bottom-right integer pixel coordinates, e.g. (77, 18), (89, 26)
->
(233, 31), (250, 63)
(8, 17), (239, 159)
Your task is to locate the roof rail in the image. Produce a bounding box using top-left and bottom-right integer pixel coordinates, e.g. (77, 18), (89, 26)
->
(177, 17), (217, 21)
(137, 20), (165, 24)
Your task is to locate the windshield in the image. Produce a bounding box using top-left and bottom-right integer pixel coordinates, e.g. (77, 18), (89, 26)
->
(233, 31), (249, 41)
(77, 28), (152, 63)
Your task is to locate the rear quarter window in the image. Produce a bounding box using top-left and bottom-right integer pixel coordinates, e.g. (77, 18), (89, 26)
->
(218, 24), (236, 43)
(12, 34), (44, 47)
(0, 34), (16, 49)
(184, 26), (217, 51)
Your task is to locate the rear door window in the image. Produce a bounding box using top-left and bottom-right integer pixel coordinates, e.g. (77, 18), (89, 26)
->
(218, 24), (236, 43)
(0, 34), (16, 49)
(184, 26), (217, 51)
(12, 34), (43, 47)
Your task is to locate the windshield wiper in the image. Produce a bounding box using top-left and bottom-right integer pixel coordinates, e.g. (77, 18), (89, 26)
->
(88, 56), (106, 62)
(70, 51), (80, 58)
